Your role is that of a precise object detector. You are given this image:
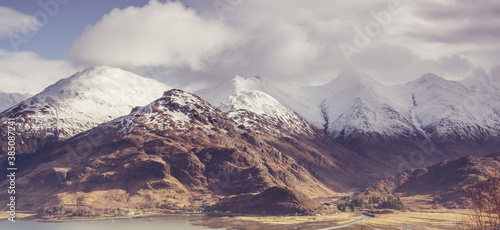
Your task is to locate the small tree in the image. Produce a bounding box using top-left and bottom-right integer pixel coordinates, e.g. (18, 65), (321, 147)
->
(464, 178), (500, 229)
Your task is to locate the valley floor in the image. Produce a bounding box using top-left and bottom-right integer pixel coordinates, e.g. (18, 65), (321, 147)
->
(199, 209), (466, 230)
(0, 209), (468, 230)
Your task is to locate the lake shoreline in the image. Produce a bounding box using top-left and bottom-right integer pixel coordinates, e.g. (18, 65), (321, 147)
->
(0, 211), (209, 223)
(0, 209), (467, 229)
(1, 211), (368, 229)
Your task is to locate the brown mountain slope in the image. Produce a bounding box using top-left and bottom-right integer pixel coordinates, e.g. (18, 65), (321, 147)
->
(357, 152), (500, 207)
(0, 89), (373, 215)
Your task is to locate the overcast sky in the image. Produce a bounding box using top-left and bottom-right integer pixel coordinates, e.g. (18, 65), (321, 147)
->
(0, 0), (499, 93)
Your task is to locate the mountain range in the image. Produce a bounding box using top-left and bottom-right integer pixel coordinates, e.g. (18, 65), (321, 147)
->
(0, 66), (499, 214)
(0, 92), (31, 112)
(197, 70), (500, 175)
(197, 71), (500, 144)
(5, 89), (375, 214)
(0, 66), (171, 154)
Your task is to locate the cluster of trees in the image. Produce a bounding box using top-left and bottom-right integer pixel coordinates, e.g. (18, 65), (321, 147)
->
(377, 196), (405, 210)
(337, 197), (363, 212)
(337, 196), (405, 212)
(37, 205), (104, 217)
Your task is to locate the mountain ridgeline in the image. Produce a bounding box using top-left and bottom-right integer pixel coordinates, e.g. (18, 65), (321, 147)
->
(356, 152), (500, 208)
(0, 66), (499, 214)
(197, 71), (500, 174)
(0, 66), (171, 155)
(0, 92), (31, 112)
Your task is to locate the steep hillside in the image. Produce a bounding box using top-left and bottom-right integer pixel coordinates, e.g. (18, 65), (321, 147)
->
(358, 152), (500, 208)
(1, 89), (373, 215)
(0, 66), (171, 155)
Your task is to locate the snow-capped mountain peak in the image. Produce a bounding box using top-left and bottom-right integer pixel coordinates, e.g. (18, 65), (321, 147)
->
(197, 75), (273, 108)
(196, 75), (317, 136)
(461, 73), (500, 115)
(109, 89), (220, 134)
(301, 71), (416, 141)
(229, 75), (258, 90)
(196, 70), (500, 146)
(0, 66), (172, 153)
(328, 70), (380, 88)
(414, 73), (446, 84)
(406, 73), (469, 94)
(401, 73), (500, 141)
(39, 66), (169, 105)
(197, 75), (278, 112)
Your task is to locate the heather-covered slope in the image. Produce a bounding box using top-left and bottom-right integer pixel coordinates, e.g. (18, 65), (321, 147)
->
(2, 89), (372, 215)
(357, 152), (500, 208)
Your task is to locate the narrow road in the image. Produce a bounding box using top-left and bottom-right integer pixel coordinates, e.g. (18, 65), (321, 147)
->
(316, 215), (373, 230)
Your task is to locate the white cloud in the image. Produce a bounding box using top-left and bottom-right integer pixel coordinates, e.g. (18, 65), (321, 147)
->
(0, 6), (41, 38)
(69, 1), (241, 71)
(0, 49), (78, 93)
(64, 0), (499, 89)
(189, 0), (499, 86)
(0, 6), (41, 44)
(351, 44), (475, 84)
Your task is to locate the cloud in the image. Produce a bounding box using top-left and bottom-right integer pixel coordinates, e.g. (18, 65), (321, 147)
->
(65, 0), (499, 89)
(0, 6), (41, 38)
(0, 49), (78, 93)
(69, 1), (241, 71)
(169, 0), (489, 87)
(405, 0), (500, 44)
(351, 44), (475, 84)
(414, 0), (500, 22)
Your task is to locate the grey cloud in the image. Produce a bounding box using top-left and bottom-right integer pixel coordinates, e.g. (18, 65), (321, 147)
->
(408, 19), (500, 44)
(351, 44), (474, 84)
(406, 0), (500, 44)
(63, 0), (499, 90)
(414, 0), (500, 21)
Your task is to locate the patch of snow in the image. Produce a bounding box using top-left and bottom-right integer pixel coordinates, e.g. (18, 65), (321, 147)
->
(0, 66), (172, 140)
(196, 76), (317, 136)
(196, 70), (500, 142)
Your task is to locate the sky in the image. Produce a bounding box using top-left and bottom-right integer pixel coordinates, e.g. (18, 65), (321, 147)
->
(0, 0), (499, 93)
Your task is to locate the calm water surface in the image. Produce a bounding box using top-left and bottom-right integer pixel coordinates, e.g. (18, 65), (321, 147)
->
(0, 215), (226, 230)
